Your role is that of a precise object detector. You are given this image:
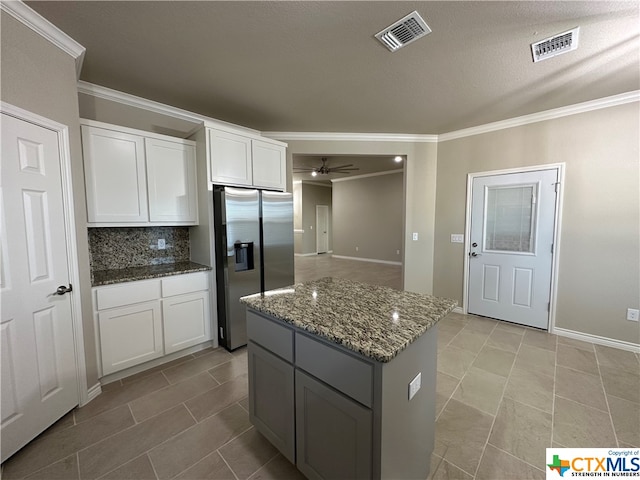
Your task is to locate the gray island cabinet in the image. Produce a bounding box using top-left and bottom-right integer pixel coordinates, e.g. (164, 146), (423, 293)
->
(240, 278), (456, 480)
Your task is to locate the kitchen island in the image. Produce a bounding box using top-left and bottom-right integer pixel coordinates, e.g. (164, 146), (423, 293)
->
(241, 277), (456, 480)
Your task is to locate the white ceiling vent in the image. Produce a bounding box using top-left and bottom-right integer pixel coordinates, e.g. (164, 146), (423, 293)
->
(531, 27), (580, 63)
(375, 11), (432, 52)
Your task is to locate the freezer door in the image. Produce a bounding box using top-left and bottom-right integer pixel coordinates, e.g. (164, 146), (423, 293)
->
(216, 186), (261, 350)
(262, 191), (295, 291)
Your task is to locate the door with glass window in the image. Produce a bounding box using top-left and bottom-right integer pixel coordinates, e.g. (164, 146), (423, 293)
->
(468, 169), (558, 329)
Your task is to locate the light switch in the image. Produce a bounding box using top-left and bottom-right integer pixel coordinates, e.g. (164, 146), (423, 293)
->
(450, 234), (464, 243)
(412, 232), (419, 241)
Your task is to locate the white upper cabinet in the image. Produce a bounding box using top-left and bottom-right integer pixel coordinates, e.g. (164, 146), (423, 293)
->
(81, 120), (198, 226)
(82, 126), (148, 223)
(208, 128), (286, 191)
(252, 139), (286, 190)
(209, 129), (253, 186)
(145, 138), (198, 223)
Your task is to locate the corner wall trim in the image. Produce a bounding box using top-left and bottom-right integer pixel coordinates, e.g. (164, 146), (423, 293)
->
(439, 90), (640, 142)
(331, 255), (402, 266)
(0, 1), (86, 78)
(331, 169), (403, 183)
(262, 131), (438, 143)
(553, 327), (640, 354)
(84, 383), (102, 406)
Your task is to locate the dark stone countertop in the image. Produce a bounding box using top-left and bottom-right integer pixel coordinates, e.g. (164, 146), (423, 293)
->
(241, 277), (457, 363)
(91, 261), (211, 287)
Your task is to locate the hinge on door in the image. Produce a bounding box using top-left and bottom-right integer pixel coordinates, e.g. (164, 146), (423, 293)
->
(553, 182), (560, 193)
(551, 243), (554, 254)
(548, 302), (551, 312)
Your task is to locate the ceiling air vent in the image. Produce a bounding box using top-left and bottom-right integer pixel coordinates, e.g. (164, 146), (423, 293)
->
(531, 27), (580, 63)
(375, 11), (432, 52)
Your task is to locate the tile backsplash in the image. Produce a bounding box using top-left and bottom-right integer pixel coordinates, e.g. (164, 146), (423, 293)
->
(88, 227), (190, 271)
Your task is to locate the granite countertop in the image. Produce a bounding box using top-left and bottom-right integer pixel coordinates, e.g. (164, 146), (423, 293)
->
(92, 261), (211, 287)
(240, 277), (457, 363)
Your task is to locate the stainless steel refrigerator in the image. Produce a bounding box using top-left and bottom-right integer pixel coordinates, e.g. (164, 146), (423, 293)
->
(213, 185), (294, 351)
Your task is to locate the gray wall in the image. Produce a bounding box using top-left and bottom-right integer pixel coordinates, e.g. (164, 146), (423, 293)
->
(434, 102), (639, 345)
(1, 13), (99, 387)
(298, 183), (333, 255)
(332, 172), (403, 263)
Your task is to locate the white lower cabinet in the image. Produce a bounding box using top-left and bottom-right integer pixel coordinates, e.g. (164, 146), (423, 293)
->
(94, 272), (211, 377)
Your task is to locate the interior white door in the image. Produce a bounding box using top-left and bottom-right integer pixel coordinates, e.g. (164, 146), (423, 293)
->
(468, 169), (558, 329)
(316, 205), (329, 254)
(1, 114), (78, 461)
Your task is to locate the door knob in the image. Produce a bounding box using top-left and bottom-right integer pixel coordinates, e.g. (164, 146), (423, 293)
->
(53, 284), (73, 295)
(470, 252), (482, 257)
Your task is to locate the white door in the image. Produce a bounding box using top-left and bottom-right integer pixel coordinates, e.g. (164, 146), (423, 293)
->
(1, 114), (79, 461)
(467, 169), (558, 329)
(316, 205), (329, 254)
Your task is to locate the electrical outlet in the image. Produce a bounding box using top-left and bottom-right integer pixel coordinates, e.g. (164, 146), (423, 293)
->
(355, 246), (359, 251)
(408, 372), (422, 400)
(396, 250), (400, 255)
(627, 308), (639, 322)
(157, 238), (166, 250)
(412, 232), (419, 241)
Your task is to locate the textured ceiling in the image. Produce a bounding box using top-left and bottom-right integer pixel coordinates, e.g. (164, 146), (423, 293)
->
(27, 1), (640, 134)
(293, 155), (403, 183)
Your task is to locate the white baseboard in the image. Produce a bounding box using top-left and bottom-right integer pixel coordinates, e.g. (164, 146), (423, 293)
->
(331, 255), (402, 266)
(452, 307), (464, 314)
(552, 327), (640, 353)
(294, 253), (317, 257)
(82, 382), (102, 406)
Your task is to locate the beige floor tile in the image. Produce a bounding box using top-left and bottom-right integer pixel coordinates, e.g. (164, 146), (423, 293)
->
(129, 372), (219, 422)
(193, 347), (216, 357)
(2, 405), (134, 479)
(428, 454), (473, 480)
(439, 323), (465, 338)
(463, 317), (498, 335)
(503, 366), (554, 413)
(40, 411), (75, 438)
(495, 321), (526, 334)
(437, 346), (477, 379)
(247, 454), (306, 480)
(437, 330), (456, 352)
(219, 427), (278, 479)
(596, 344), (640, 374)
(208, 354), (248, 384)
(163, 348), (234, 384)
(121, 354), (196, 385)
(452, 367), (506, 415)
(557, 344), (599, 376)
(295, 255), (402, 290)
(100, 454), (157, 480)
(486, 329), (523, 353)
(522, 329), (557, 351)
(448, 330), (489, 354)
(607, 394), (640, 447)
(75, 373), (169, 423)
(599, 365), (640, 404)
(436, 372), (460, 417)
(173, 452), (236, 480)
(185, 374), (249, 422)
(471, 346), (515, 378)
(148, 404), (251, 480)
(435, 399), (494, 475)
(238, 396), (250, 413)
(553, 396), (617, 447)
(555, 365), (608, 411)
(476, 444), (544, 480)
(557, 336), (595, 352)
(23, 454), (79, 480)
(489, 397), (551, 468)
(78, 405), (195, 480)
(514, 344), (556, 378)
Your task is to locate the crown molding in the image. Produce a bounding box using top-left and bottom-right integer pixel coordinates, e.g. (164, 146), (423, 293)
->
(439, 90), (640, 142)
(77, 81), (261, 135)
(301, 180), (333, 188)
(331, 169), (403, 183)
(1, 1), (86, 78)
(262, 131), (438, 143)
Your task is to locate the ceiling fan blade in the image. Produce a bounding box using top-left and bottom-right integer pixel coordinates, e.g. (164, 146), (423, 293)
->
(293, 167), (317, 171)
(328, 164), (355, 169)
(331, 168), (360, 172)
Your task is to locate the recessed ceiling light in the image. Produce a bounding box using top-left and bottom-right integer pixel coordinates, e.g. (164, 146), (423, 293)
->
(311, 171), (317, 177)
(394, 156), (403, 163)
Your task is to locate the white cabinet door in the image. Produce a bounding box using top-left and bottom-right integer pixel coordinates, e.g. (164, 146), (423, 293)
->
(252, 140), (286, 190)
(145, 138), (198, 223)
(98, 301), (163, 375)
(163, 291), (211, 354)
(209, 129), (253, 186)
(82, 126), (148, 223)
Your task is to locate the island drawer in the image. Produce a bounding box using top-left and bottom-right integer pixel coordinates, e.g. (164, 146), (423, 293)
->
(95, 279), (161, 310)
(161, 271), (208, 297)
(247, 310), (294, 363)
(295, 333), (373, 408)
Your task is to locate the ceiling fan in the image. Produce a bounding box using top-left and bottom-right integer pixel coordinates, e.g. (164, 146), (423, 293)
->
(293, 157), (360, 177)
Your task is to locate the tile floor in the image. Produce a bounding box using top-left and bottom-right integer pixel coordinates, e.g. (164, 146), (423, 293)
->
(2, 256), (638, 479)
